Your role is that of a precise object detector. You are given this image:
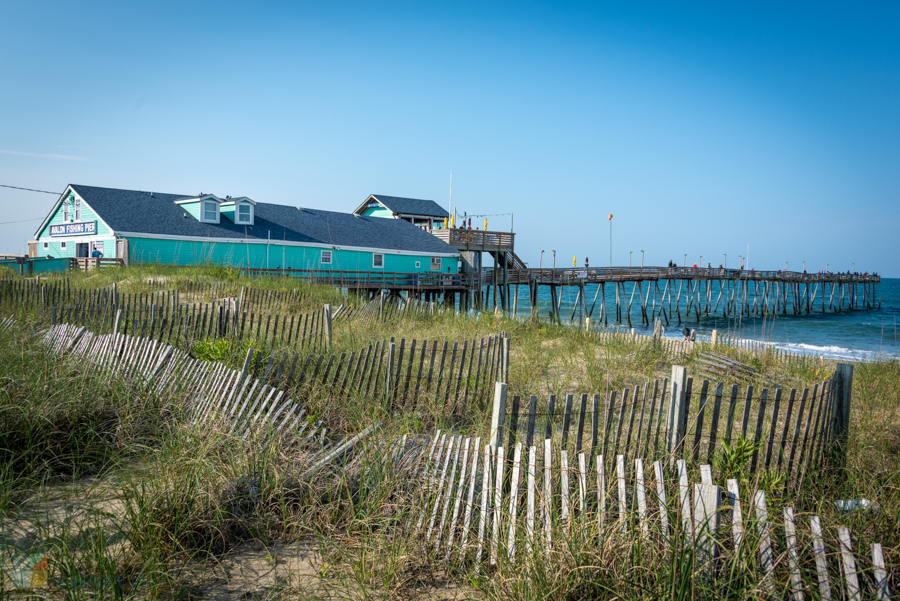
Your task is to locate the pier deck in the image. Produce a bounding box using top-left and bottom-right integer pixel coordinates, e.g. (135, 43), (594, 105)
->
(480, 265), (880, 325)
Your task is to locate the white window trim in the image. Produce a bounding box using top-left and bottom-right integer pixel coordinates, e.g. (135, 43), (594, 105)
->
(373, 253), (384, 268)
(236, 204), (252, 224)
(74, 197), (81, 222)
(200, 200), (220, 224)
(415, 260), (421, 269)
(321, 249), (332, 265)
(431, 256), (442, 270)
(62, 203), (69, 223)
(43, 241), (49, 249)
(60, 241), (67, 249)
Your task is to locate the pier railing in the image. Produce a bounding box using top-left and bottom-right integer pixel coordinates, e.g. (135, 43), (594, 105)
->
(432, 228), (515, 252)
(485, 265), (880, 286)
(236, 267), (478, 290)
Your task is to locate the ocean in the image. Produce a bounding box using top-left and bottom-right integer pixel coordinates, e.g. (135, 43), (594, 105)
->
(504, 277), (900, 361)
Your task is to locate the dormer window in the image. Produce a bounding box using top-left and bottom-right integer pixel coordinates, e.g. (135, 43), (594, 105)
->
(237, 204), (251, 224)
(202, 201), (218, 222)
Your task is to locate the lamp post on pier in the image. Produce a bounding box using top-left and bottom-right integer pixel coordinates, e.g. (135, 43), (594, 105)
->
(683, 254), (686, 268)
(724, 254), (726, 269)
(553, 250), (556, 270)
(539, 250), (544, 270)
(629, 251), (632, 268)
(641, 250), (644, 269)
(739, 255), (742, 269)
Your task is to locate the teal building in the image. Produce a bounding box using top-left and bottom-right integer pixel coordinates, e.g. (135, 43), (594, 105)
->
(32, 185), (460, 274)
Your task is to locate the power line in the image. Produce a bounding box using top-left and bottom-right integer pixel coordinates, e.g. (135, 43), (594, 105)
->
(0, 217), (43, 225)
(0, 184), (58, 194)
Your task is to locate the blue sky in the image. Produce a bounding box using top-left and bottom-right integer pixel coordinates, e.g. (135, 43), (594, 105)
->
(1, 1), (898, 275)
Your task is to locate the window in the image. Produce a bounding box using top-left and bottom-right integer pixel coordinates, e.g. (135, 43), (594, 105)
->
(415, 261), (421, 269)
(74, 197), (81, 221)
(373, 253), (384, 268)
(43, 242), (49, 249)
(203, 201), (218, 222)
(60, 241), (67, 250)
(321, 249), (332, 265)
(431, 256), (442, 271)
(62, 202), (69, 223)
(237, 204), (251, 223)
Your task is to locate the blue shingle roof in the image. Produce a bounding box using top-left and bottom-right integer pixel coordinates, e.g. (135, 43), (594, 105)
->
(369, 195), (449, 219)
(68, 185), (459, 255)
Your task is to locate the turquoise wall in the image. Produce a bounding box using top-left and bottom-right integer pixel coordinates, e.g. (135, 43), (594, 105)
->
(126, 237), (458, 273)
(37, 237), (114, 258)
(362, 206), (394, 218)
(36, 190), (112, 239)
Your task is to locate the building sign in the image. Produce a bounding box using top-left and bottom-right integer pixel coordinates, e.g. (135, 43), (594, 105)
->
(49, 221), (96, 236)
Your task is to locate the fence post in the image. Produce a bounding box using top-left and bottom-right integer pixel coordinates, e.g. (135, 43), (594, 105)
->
(666, 365), (689, 462)
(490, 382), (508, 450)
(113, 308), (122, 337)
(830, 363), (853, 466)
(711, 329), (718, 346)
(386, 341), (395, 403)
(323, 304), (333, 350)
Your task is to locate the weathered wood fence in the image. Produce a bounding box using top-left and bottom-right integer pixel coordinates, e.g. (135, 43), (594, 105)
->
(37, 320), (379, 473)
(484, 363), (850, 489)
(237, 332), (510, 412)
(377, 430), (889, 598)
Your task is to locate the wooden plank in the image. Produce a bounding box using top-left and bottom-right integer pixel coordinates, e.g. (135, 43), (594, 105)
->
(783, 507), (804, 601)
(526, 445), (536, 557)
(575, 393), (588, 453)
(754, 490), (774, 591)
(838, 527), (860, 601)
(490, 446), (506, 565)
(692, 380), (710, 462)
(787, 388), (809, 477)
(577, 452), (588, 518)
(635, 458), (648, 536)
(707, 383), (723, 463)
(475, 444), (492, 569)
(560, 450), (571, 530)
(872, 543), (889, 600)
(623, 384), (640, 462)
(525, 395), (538, 449)
(544, 394), (557, 441)
(445, 438), (472, 560)
(749, 389), (768, 473)
(809, 515), (831, 599)
(677, 459), (692, 542)
(435, 436), (463, 548)
(653, 460), (669, 541)
(740, 384), (754, 440)
(777, 389), (797, 471)
(616, 454), (626, 533)
(506, 442), (523, 560)
(727, 479), (743, 548)
(590, 393), (601, 458)
(543, 439), (553, 551)
(764, 388), (782, 468)
(457, 437), (481, 560)
(693, 483), (721, 571)
(561, 394), (574, 450)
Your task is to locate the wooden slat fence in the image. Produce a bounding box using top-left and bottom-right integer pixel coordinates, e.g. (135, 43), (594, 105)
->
(369, 431), (890, 598)
(36, 320), (379, 471)
(232, 332), (510, 412)
(487, 367), (845, 489)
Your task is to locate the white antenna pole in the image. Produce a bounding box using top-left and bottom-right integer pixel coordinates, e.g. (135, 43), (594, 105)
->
(448, 171), (453, 221)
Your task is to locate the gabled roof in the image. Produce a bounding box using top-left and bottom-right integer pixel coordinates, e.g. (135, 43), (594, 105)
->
(354, 194), (449, 219)
(48, 185), (459, 255)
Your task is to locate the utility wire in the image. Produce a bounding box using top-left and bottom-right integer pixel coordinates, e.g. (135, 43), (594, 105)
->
(0, 184), (58, 194)
(0, 217), (43, 225)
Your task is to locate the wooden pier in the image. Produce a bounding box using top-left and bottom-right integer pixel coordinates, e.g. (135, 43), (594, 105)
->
(480, 266), (881, 325)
